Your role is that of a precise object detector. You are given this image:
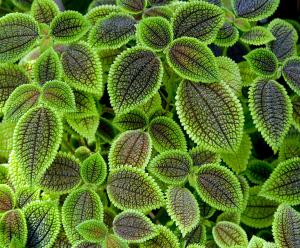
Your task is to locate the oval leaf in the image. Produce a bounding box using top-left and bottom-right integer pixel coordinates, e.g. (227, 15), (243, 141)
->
(214, 22), (239, 47)
(240, 26), (275, 45)
(117, 0), (146, 13)
(282, 56), (300, 95)
(76, 219), (107, 243)
(0, 185), (15, 212)
(113, 109), (148, 131)
(31, 0), (59, 24)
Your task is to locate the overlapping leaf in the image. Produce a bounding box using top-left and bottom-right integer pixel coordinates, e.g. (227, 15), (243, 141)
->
(31, 0), (60, 24)
(246, 160), (273, 185)
(240, 26), (275, 45)
(189, 147), (220, 167)
(15, 186), (40, 208)
(292, 96), (300, 131)
(184, 224), (206, 247)
(113, 109), (148, 131)
(76, 219), (107, 243)
(214, 22), (239, 47)
(282, 57), (300, 95)
(0, 185), (15, 212)
(117, 0), (146, 13)
(143, 6), (173, 19)
(85, 5), (121, 25)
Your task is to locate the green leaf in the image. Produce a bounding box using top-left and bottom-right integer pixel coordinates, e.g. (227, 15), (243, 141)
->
(212, 221), (248, 248)
(240, 26), (275, 46)
(137, 17), (173, 51)
(108, 47), (163, 113)
(113, 210), (157, 243)
(89, 13), (136, 50)
(108, 130), (152, 170)
(172, 1), (224, 43)
(233, 17), (251, 31)
(8, 152), (28, 189)
(282, 57), (300, 95)
(50, 11), (89, 43)
(248, 236), (266, 248)
(148, 116), (186, 153)
(117, 0), (146, 13)
(73, 241), (102, 248)
(217, 211), (241, 224)
(62, 188), (103, 244)
(166, 186), (200, 236)
(279, 131), (300, 162)
(192, 164), (243, 211)
(272, 204), (300, 248)
(107, 167), (164, 212)
(113, 109), (148, 131)
(238, 175), (250, 211)
(13, 106), (62, 185)
(51, 229), (72, 248)
(238, 61), (258, 86)
(246, 160), (273, 185)
(24, 201), (60, 248)
(41, 80), (76, 113)
(85, 5), (121, 25)
(76, 219), (107, 243)
(0, 209), (27, 247)
(148, 150), (192, 185)
(33, 48), (62, 85)
(189, 147), (221, 167)
(0, 185), (15, 212)
(12, 0), (33, 10)
(244, 48), (278, 78)
(232, 0), (280, 21)
(61, 42), (103, 97)
(80, 153), (107, 185)
(292, 96), (300, 131)
(0, 13), (39, 63)
(184, 224), (206, 247)
(176, 80), (244, 153)
(15, 186), (40, 208)
(260, 158), (300, 205)
(143, 6), (173, 19)
(214, 22), (239, 47)
(141, 93), (162, 117)
(31, 0), (60, 24)
(0, 122), (15, 160)
(248, 79), (292, 152)
(166, 37), (219, 83)
(103, 233), (128, 248)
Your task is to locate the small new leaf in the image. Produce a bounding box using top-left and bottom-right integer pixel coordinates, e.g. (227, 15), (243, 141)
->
(76, 219), (107, 243)
(214, 22), (239, 47)
(31, 0), (60, 24)
(240, 26), (275, 45)
(0, 185), (15, 212)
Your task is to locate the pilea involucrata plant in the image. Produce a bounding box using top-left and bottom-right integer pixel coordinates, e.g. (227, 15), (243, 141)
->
(0, 0), (299, 247)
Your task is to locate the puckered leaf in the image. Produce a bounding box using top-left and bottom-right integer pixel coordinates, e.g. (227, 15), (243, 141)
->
(248, 79), (292, 152)
(76, 219), (107, 243)
(172, 1), (224, 43)
(176, 80), (244, 153)
(184, 224), (206, 247)
(103, 233), (128, 248)
(166, 37), (219, 83)
(292, 96), (300, 131)
(107, 167), (164, 212)
(214, 22), (239, 47)
(73, 241), (102, 248)
(15, 186), (40, 208)
(189, 147), (221, 167)
(143, 6), (173, 19)
(246, 160), (273, 185)
(13, 106), (62, 185)
(108, 47), (163, 113)
(278, 130), (300, 162)
(0, 13), (39, 63)
(0, 122), (14, 161)
(85, 5), (121, 25)
(282, 57), (300, 95)
(217, 211), (241, 224)
(31, 0), (60, 24)
(117, 0), (146, 13)
(51, 229), (72, 248)
(113, 210), (157, 243)
(0, 185), (15, 212)
(12, 0), (33, 10)
(166, 186), (200, 236)
(113, 109), (148, 131)
(240, 26), (275, 45)
(238, 61), (258, 86)
(248, 236), (266, 248)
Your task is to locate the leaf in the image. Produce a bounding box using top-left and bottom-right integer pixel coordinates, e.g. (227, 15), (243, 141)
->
(267, 19), (298, 62)
(137, 17), (173, 51)
(272, 204), (300, 248)
(189, 147), (221, 167)
(248, 79), (292, 152)
(148, 116), (186, 153)
(217, 211), (241, 224)
(232, 0), (280, 21)
(0, 209), (27, 247)
(0, 185), (15, 212)
(39, 152), (81, 194)
(238, 61), (258, 86)
(15, 186), (40, 208)
(73, 241), (102, 248)
(8, 152), (28, 189)
(24, 201), (60, 248)
(61, 42), (103, 97)
(33, 48), (62, 85)
(85, 5), (121, 25)
(89, 13), (136, 50)
(103, 234), (128, 248)
(113, 109), (148, 131)
(148, 150), (192, 185)
(184, 224), (206, 247)
(278, 128), (300, 162)
(11, 0), (32, 10)
(176, 80), (244, 153)
(31, 0), (60, 24)
(240, 26), (275, 45)
(13, 106), (62, 185)
(80, 153), (107, 185)
(41, 80), (76, 113)
(192, 164), (243, 211)
(292, 96), (300, 131)
(241, 186), (278, 228)
(166, 186), (200, 236)
(50, 11), (90, 43)
(238, 175), (250, 211)
(248, 236), (266, 248)
(166, 37), (219, 83)
(260, 158), (300, 205)
(117, 0), (146, 13)
(113, 210), (157, 243)
(62, 188), (103, 244)
(282, 57), (300, 95)
(0, 122), (15, 161)
(172, 1), (224, 43)
(51, 229), (72, 248)
(108, 47), (163, 113)
(0, 13), (39, 63)
(214, 22), (239, 47)
(213, 221), (248, 248)
(246, 160), (273, 185)
(244, 48), (278, 77)
(76, 219), (107, 243)
(108, 130), (152, 170)
(107, 167), (164, 212)
(143, 6), (173, 19)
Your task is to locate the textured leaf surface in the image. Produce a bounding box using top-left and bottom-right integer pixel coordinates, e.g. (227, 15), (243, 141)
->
(279, 131), (300, 162)
(214, 22), (239, 47)
(0, 122), (14, 161)
(113, 109), (148, 131)
(68, 90), (97, 118)
(0, 185), (15, 212)
(282, 57), (300, 95)
(143, 6), (173, 19)
(292, 96), (300, 131)
(117, 0), (146, 13)
(240, 26), (275, 45)
(31, 0), (59, 24)
(184, 224), (206, 247)
(15, 186), (40, 208)
(76, 219), (107, 243)
(103, 233), (128, 248)
(85, 5), (121, 25)
(238, 61), (257, 86)
(248, 236), (266, 248)
(189, 147), (220, 167)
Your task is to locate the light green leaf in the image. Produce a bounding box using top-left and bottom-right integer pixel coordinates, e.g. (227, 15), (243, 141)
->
(214, 22), (239, 47)
(240, 26), (275, 45)
(31, 0), (60, 24)
(76, 219), (107, 243)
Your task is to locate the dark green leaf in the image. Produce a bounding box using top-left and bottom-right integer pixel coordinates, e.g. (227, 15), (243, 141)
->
(113, 109), (148, 131)
(31, 0), (59, 24)
(282, 56), (300, 95)
(240, 26), (275, 45)
(117, 0), (146, 13)
(214, 22), (239, 47)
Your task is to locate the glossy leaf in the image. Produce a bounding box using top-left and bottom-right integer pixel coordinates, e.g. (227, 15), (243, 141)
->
(117, 0), (146, 13)
(282, 56), (300, 95)
(76, 219), (107, 243)
(240, 26), (275, 45)
(189, 147), (221, 167)
(214, 22), (239, 47)
(85, 5), (121, 25)
(246, 160), (273, 185)
(31, 0), (60, 24)
(113, 109), (148, 131)
(0, 185), (15, 212)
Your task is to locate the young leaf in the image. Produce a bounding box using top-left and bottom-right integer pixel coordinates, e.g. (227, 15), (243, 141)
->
(50, 11), (89, 43)
(240, 26), (275, 45)
(192, 164), (243, 211)
(31, 0), (60, 24)
(24, 201), (60, 248)
(282, 57), (300, 95)
(117, 0), (146, 13)
(166, 37), (219, 83)
(13, 106), (62, 185)
(113, 109), (148, 131)
(0, 185), (15, 212)
(0, 13), (39, 63)
(238, 61), (258, 86)
(89, 13), (136, 50)
(108, 47), (163, 113)
(214, 22), (239, 47)
(217, 211), (241, 224)
(166, 186), (200, 236)
(103, 234), (128, 248)
(248, 236), (266, 248)
(148, 116), (186, 153)
(15, 186), (40, 208)
(184, 224), (206, 247)
(213, 221), (248, 248)
(148, 150), (192, 185)
(113, 210), (157, 243)
(246, 160), (273, 185)
(108, 130), (152, 170)
(244, 48), (278, 77)
(172, 1), (224, 43)
(189, 147), (221, 167)
(62, 188), (103, 244)
(85, 5), (121, 25)
(11, 0), (32, 10)
(176, 80), (244, 153)
(260, 158), (300, 205)
(76, 219), (107, 243)
(137, 17), (173, 51)
(248, 79), (292, 152)
(107, 167), (164, 212)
